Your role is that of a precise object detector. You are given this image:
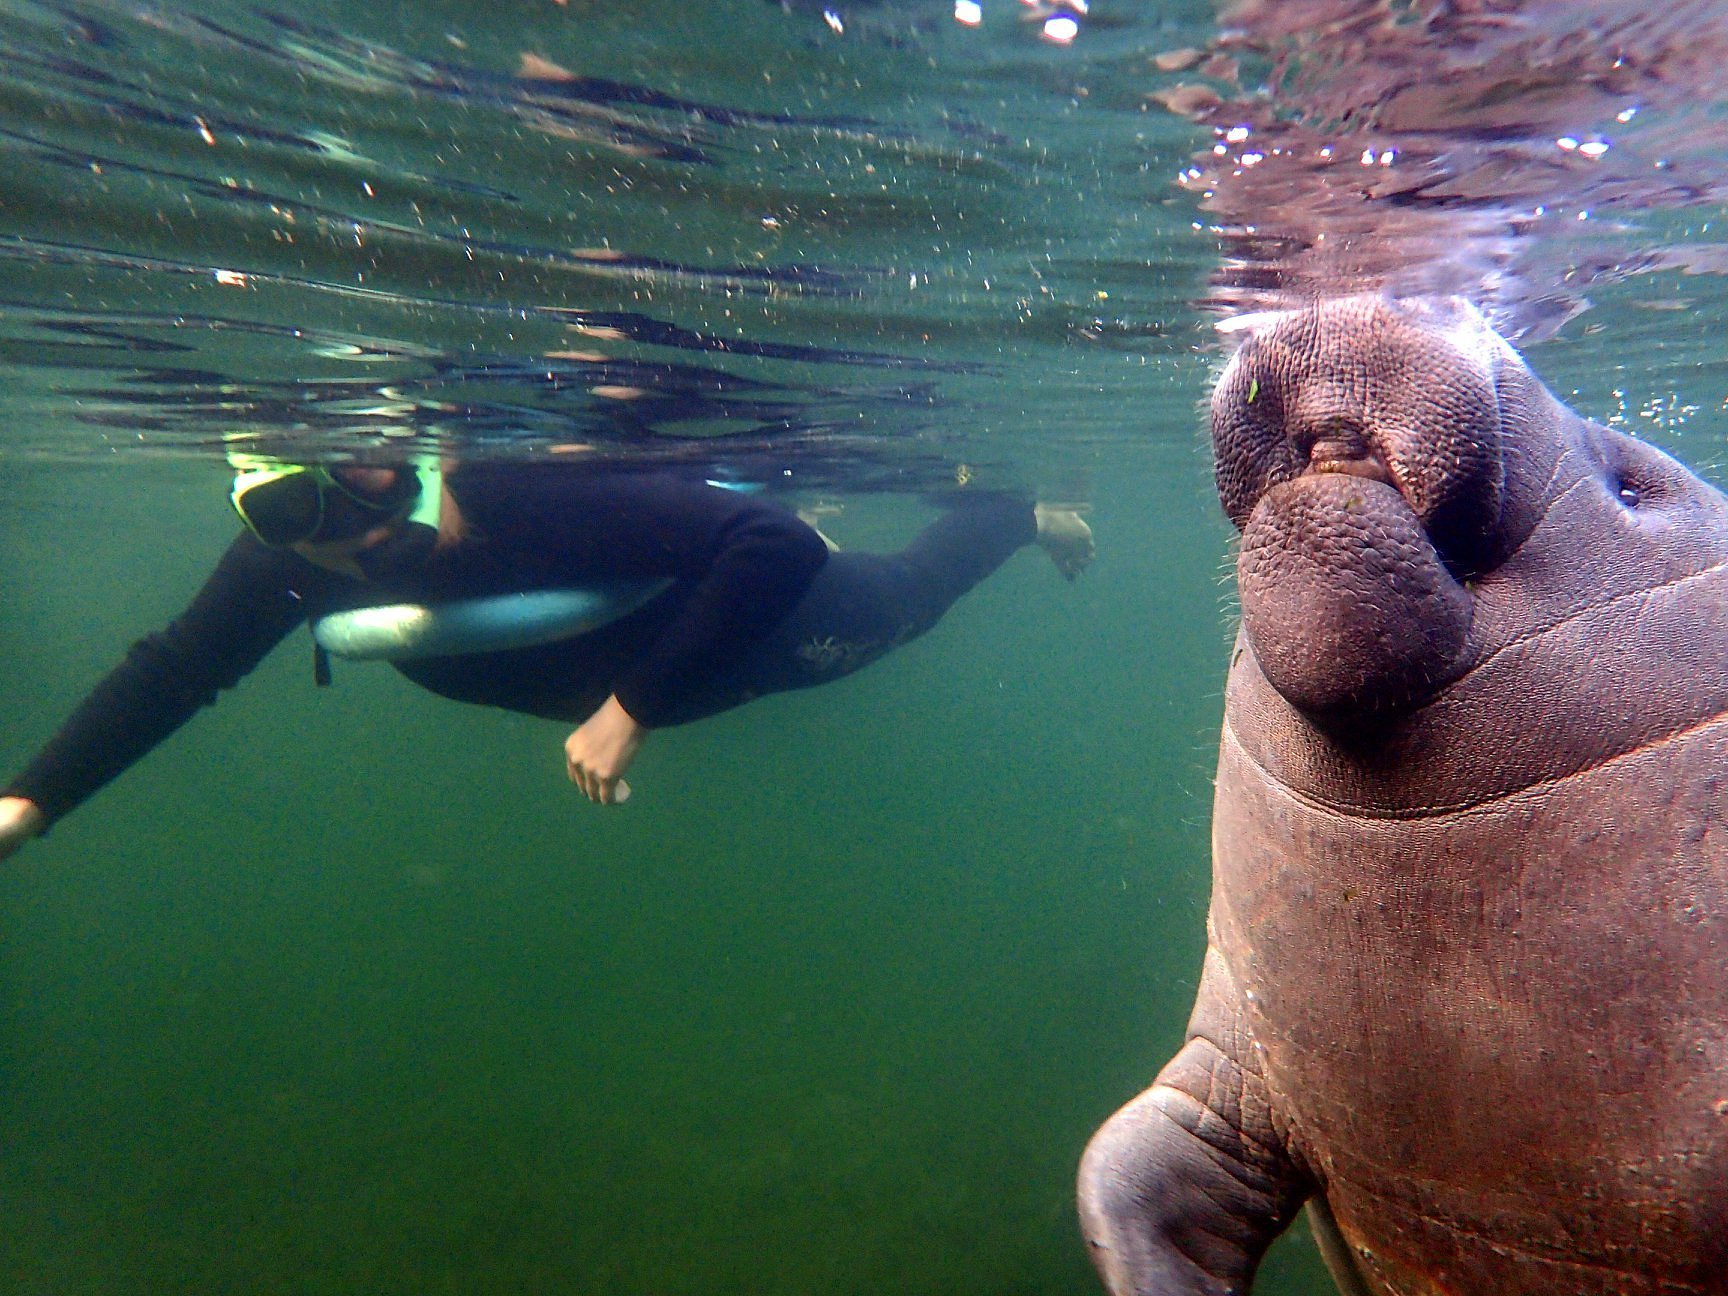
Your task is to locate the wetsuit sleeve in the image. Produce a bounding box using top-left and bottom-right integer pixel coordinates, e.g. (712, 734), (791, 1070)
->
(3, 535), (326, 826)
(472, 471), (830, 727)
(605, 483), (830, 727)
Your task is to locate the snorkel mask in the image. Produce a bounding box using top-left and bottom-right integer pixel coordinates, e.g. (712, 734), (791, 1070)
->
(228, 454), (442, 547)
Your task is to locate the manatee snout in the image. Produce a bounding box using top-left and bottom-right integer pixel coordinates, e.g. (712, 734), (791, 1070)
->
(1236, 473), (1474, 714)
(1213, 298), (1521, 715)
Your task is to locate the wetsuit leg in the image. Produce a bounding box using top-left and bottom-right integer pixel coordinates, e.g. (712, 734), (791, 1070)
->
(653, 494), (1037, 724)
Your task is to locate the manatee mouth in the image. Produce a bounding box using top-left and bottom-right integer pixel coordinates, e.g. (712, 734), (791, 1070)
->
(1208, 298), (1520, 715)
(1308, 448), (1393, 485)
(1237, 468), (1475, 716)
(1290, 431), (1444, 557)
(1222, 404), (1502, 585)
(1212, 299), (1515, 584)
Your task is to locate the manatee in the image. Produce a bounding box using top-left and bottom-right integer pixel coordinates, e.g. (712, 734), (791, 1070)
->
(1078, 295), (1728, 1295)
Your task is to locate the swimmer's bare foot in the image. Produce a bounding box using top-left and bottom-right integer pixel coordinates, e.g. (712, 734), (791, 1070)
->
(1035, 503), (1094, 579)
(798, 504), (844, 553)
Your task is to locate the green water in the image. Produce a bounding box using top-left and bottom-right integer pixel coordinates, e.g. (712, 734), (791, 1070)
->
(0, 437), (1340, 1293)
(12, 317), (1720, 1296)
(0, 0), (1315, 1283)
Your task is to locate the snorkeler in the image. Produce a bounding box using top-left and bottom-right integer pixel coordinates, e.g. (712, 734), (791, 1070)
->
(0, 457), (1092, 860)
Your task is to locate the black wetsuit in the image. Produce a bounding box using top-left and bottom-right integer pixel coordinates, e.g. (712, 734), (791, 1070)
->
(4, 464), (1035, 826)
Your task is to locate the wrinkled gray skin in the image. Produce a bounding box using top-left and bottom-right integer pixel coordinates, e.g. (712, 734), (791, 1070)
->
(1078, 296), (1728, 1295)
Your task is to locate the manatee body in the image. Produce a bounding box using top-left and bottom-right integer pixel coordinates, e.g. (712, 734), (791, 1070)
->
(1080, 296), (1728, 1295)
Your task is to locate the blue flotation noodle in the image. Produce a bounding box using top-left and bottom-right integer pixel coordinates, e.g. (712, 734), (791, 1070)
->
(312, 581), (673, 661)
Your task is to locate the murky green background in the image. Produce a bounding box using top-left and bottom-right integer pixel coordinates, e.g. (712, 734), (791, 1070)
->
(3, 0), (1728, 1291)
(2, 437), (1319, 1294)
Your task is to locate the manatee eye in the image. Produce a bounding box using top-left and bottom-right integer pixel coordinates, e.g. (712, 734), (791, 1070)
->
(1596, 432), (1673, 514)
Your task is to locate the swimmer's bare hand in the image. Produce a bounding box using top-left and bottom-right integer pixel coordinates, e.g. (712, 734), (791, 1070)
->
(0, 796), (46, 863)
(1034, 503), (1095, 580)
(564, 695), (646, 806)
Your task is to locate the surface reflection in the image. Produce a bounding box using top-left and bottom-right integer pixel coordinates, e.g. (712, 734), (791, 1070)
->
(1151, 0), (1728, 339)
(0, 0), (1213, 476)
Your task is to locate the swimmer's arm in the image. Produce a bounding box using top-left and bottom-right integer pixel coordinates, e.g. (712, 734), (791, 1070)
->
(2, 536), (331, 829)
(557, 485), (821, 802)
(472, 468), (827, 723)
(587, 479), (829, 725)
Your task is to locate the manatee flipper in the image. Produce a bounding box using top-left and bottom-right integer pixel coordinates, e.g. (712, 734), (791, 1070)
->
(1078, 948), (1307, 1295)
